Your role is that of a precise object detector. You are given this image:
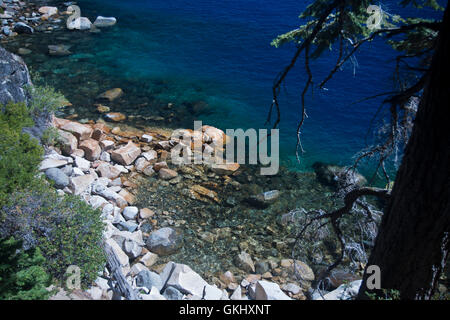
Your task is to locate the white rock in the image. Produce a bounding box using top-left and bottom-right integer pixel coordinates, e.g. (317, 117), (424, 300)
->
(316, 280), (362, 300)
(141, 287), (167, 300)
(111, 229), (145, 248)
(141, 134), (153, 143)
(69, 174), (96, 195)
(255, 281), (292, 300)
(139, 252), (158, 268)
(38, 6), (58, 17)
(46, 152), (74, 164)
(123, 206), (139, 220)
(72, 167), (84, 176)
(87, 286), (103, 300)
(160, 262), (223, 299)
(103, 221), (117, 239)
(74, 156), (91, 172)
(130, 263), (147, 277)
(100, 151), (111, 162)
(96, 177), (111, 186)
(135, 157), (150, 172)
(102, 203), (114, 216)
(230, 286), (242, 300)
(123, 238), (142, 259)
(89, 195), (108, 209)
(39, 158), (68, 171)
(109, 177), (122, 187)
(94, 277), (110, 293)
(141, 150), (157, 161)
(282, 283), (301, 295)
(105, 238), (129, 271)
(114, 164), (129, 174)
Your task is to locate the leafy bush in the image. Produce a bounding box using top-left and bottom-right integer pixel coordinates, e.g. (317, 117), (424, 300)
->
(26, 84), (67, 116)
(40, 126), (60, 146)
(0, 102), (43, 208)
(0, 237), (51, 300)
(0, 187), (106, 287)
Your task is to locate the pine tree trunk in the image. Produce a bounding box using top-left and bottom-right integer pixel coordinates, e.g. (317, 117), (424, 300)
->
(358, 5), (450, 300)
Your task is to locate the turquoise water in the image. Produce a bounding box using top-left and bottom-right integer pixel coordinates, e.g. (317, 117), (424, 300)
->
(16, 0), (444, 176)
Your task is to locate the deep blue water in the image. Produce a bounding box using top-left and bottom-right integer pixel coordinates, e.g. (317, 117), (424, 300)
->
(72, 0), (443, 176)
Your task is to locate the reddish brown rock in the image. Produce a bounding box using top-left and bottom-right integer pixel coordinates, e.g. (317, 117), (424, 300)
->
(119, 189), (135, 204)
(100, 140), (115, 151)
(97, 88), (124, 101)
(92, 128), (104, 141)
(95, 104), (110, 113)
(53, 117), (71, 128)
(140, 208), (155, 219)
(158, 168), (178, 180)
(60, 120), (93, 141)
(202, 125), (230, 145)
(190, 185), (219, 203)
(111, 141), (141, 166)
(153, 161), (168, 172)
(71, 148), (85, 158)
(96, 162), (121, 179)
(211, 162), (240, 175)
(79, 139), (101, 161)
(105, 112), (126, 122)
(58, 129), (78, 156)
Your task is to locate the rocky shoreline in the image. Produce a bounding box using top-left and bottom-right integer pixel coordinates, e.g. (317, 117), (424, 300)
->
(43, 112), (361, 301)
(1, 1), (365, 301)
(1, 1), (116, 42)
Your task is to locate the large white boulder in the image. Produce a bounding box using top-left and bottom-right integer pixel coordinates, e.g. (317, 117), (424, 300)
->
(255, 281), (292, 300)
(160, 262), (223, 299)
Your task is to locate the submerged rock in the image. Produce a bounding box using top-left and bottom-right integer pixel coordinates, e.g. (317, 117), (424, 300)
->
(104, 112), (126, 122)
(13, 22), (34, 34)
(38, 6), (58, 17)
(234, 251), (255, 273)
(146, 227), (182, 256)
(48, 44), (72, 56)
(312, 162), (367, 189)
(93, 16), (117, 28)
(246, 190), (281, 208)
(97, 88), (123, 101)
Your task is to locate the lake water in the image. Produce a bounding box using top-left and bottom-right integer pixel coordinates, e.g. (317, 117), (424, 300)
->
(11, 0), (436, 177)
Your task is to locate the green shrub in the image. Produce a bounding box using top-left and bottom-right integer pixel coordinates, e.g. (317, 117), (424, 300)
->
(40, 126), (60, 146)
(25, 84), (67, 116)
(0, 102), (43, 208)
(0, 187), (106, 288)
(0, 237), (51, 300)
